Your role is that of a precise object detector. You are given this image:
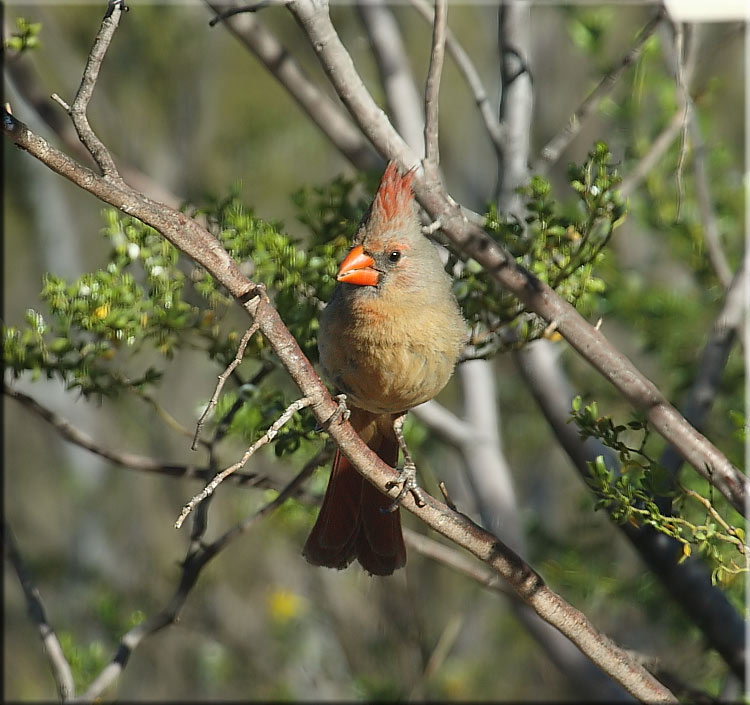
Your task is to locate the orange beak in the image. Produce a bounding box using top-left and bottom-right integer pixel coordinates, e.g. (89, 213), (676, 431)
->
(336, 245), (379, 286)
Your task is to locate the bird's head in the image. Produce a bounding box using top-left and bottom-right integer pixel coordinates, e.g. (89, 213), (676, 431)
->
(336, 161), (441, 295)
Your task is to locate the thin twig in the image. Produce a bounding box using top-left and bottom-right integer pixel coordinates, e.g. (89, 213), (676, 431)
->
(423, 0), (447, 168)
(672, 21), (690, 220)
(66, 0), (127, 180)
(5, 522), (76, 701)
(409, 0), (505, 155)
(620, 22), (699, 198)
(192, 322), (259, 449)
(619, 106), (687, 197)
(176, 396), (312, 528)
(3, 384), (275, 489)
(535, 6), (666, 172)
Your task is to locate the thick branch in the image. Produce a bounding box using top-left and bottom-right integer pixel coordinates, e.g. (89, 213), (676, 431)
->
(285, 0), (746, 516)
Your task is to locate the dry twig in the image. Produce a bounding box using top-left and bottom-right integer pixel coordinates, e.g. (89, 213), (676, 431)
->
(192, 322), (260, 449)
(176, 396), (312, 528)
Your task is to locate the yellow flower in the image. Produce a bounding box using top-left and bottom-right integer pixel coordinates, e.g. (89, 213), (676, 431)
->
(267, 588), (305, 624)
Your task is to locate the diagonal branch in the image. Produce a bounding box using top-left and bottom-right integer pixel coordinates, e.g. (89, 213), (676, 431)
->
(5, 522), (76, 701)
(514, 340), (746, 680)
(285, 0), (746, 517)
(3, 384), (277, 490)
(357, 0), (424, 154)
(535, 6), (666, 172)
(205, 0), (380, 170)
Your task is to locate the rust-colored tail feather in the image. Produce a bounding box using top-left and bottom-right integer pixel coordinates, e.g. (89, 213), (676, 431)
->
(303, 431), (406, 576)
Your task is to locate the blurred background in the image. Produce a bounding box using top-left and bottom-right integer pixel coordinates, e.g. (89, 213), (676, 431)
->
(4, 2), (745, 700)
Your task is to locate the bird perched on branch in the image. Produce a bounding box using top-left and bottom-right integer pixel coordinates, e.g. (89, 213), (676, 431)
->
(303, 161), (466, 576)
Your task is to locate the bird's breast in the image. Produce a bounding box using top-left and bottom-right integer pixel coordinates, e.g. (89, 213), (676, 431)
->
(318, 292), (463, 415)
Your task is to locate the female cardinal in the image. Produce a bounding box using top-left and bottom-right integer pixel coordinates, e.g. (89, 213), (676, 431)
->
(303, 161), (466, 575)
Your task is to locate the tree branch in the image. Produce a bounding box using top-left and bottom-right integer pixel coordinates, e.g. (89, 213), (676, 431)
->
(205, 0), (380, 171)
(535, 7), (666, 172)
(496, 0), (533, 220)
(4, 85), (677, 705)
(1, 3), (691, 697)
(285, 0), (746, 516)
(408, 0), (505, 156)
(3, 384), (286, 492)
(63, 0), (126, 181)
(356, 0), (424, 154)
(5, 522), (76, 701)
(422, 0), (447, 168)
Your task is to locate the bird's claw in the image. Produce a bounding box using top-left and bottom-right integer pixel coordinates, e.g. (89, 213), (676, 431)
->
(315, 394), (350, 432)
(382, 461), (426, 513)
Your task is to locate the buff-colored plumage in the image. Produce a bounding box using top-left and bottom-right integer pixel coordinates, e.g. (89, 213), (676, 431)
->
(303, 162), (465, 575)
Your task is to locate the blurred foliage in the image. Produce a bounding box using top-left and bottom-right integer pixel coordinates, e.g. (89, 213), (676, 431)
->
(4, 16), (42, 53)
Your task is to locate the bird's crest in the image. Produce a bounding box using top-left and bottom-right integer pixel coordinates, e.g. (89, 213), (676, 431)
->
(372, 161), (415, 222)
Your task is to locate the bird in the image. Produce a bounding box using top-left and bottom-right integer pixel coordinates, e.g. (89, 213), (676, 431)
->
(303, 161), (466, 576)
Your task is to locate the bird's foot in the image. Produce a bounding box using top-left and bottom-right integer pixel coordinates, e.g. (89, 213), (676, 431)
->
(383, 461), (426, 513)
(315, 394), (350, 432)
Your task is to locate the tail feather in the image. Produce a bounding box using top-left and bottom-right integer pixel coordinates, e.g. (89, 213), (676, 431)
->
(303, 419), (406, 576)
(302, 448), (362, 570)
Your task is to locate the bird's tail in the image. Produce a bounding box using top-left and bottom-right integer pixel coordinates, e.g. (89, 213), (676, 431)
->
(302, 410), (406, 576)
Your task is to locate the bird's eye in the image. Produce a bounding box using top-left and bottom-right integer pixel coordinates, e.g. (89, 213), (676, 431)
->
(388, 250), (402, 263)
